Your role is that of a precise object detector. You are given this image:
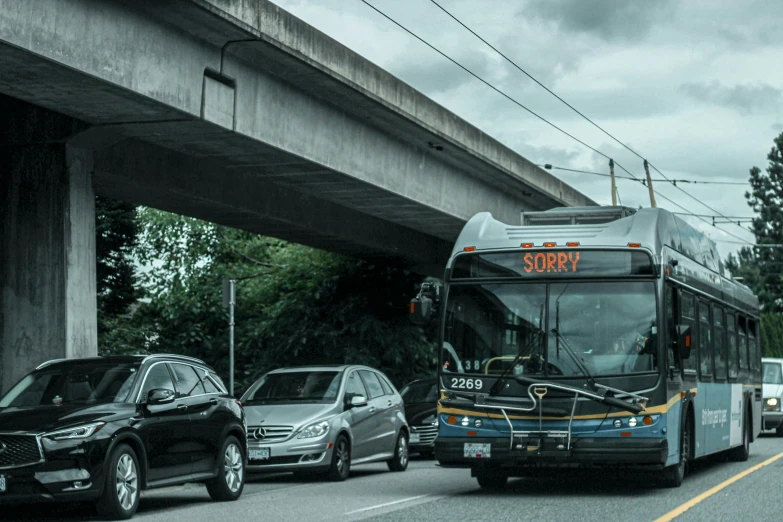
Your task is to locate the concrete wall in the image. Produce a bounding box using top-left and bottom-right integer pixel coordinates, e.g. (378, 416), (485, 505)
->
(0, 101), (96, 393)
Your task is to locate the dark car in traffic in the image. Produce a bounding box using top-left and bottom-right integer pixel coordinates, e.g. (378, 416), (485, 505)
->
(0, 354), (247, 520)
(400, 379), (438, 457)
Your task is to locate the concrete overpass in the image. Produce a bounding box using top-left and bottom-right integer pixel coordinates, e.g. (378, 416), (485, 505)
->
(0, 0), (595, 392)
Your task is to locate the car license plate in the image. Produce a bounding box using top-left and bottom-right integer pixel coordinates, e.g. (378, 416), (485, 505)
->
(464, 443), (491, 458)
(0, 474), (6, 493)
(249, 447), (270, 461)
(409, 433), (421, 443)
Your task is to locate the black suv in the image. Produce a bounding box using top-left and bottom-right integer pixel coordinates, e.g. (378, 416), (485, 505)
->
(400, 379), (438, 457)
(0, 354), (247, 519)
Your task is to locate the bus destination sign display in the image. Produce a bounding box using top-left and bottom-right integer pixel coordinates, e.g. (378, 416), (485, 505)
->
(451, 250), (653, 279)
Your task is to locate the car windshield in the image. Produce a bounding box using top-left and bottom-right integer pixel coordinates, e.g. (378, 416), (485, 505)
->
(763, 362), (783, 385)
(443, 281), (658, 378)
(0, 363), (139, 408)
(401, 381), (438, 403)
(242, 371), (342, 403)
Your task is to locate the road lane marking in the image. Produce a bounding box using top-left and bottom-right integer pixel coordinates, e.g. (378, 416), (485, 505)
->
(654, 451), (783, 522)
(344, 494), (431, 515)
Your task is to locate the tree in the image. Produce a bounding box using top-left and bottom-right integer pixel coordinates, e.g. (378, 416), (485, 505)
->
(745, 132), (783, 313)
(133, 208), (437, 393)
(95, 196), (145, 354)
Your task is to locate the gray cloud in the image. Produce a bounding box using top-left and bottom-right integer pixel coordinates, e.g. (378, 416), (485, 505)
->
(679, 81), (783, 114)
(523, 0), (678, 42)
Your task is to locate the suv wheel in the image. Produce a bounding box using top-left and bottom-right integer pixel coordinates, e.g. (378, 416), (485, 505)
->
(96, 444), (140, 520)
(328, 435), (351, 481)
(206, 436), (245, 501)
(387, 431), (409, 472)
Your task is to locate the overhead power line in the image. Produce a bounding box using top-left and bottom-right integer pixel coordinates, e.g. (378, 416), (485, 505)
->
(540, 165), (748, 186)
(360, 0), (755, 247)
(425, 0), (754, 238)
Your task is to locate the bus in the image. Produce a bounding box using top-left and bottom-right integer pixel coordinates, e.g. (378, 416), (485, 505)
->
(410, 206), (762, 488)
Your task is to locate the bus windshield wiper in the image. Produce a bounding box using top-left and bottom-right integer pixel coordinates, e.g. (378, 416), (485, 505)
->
(550, 294), (598, 392)
(489, 305), (545, 396)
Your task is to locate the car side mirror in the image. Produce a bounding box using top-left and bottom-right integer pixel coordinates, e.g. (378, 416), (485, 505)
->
(348, 395), (368, 408)
(147, 388), (176, 405)
(676, 325), (692, 360)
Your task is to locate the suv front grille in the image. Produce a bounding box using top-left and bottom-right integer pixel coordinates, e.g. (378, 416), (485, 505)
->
(0, 434), (43, 469)
(247, 425), (294, 444)
(410, 425), (438, 444)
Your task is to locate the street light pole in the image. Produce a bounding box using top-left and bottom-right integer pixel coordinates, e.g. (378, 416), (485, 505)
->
(222, 278), (236, 396)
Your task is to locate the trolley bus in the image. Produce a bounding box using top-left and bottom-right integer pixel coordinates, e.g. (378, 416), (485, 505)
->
(410, 206), (762, 488)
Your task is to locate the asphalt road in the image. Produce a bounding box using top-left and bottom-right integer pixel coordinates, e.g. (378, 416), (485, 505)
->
(2, 435), (782, 522)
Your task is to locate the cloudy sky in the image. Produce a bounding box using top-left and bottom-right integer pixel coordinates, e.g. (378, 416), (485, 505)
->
(273, 0), (783, 257)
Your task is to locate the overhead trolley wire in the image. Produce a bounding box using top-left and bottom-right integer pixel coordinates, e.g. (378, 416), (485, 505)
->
(539, 165), (748, 186)
(425, 0), (755, 238)
(360, 0), (756, 247)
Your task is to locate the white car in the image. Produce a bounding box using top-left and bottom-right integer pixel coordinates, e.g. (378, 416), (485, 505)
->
(763, 357), (783, 434)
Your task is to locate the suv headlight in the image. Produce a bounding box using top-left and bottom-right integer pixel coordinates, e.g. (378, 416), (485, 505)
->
(767, 398), (779, 407)
(297, 421), (330, 439)
(43, 422), (105, 441)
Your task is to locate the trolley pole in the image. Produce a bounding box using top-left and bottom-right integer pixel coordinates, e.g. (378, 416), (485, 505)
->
(644, 159), (657, 208)
(609, 159), (617, 206)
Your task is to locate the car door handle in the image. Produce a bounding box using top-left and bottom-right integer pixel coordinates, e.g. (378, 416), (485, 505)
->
(177, 404), (188, 411)
(210, 398), (218, 405)
(386, 400), (393, 407)
(369, 407), (376, 414)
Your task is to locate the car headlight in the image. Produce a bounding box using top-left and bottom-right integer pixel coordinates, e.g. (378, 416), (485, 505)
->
(297, 421), (330, 439)
(767, 398), (779, 407)
(43, 422), (105, 441)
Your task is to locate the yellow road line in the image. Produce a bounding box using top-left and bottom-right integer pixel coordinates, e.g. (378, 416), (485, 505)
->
(654, 451), (783, 522)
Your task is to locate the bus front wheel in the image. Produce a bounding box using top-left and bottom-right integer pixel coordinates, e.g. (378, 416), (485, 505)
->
(661, 410), (692, 488)
(728, 405), (751, 462)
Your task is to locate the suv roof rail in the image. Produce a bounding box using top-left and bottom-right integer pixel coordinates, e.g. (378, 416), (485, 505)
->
(142, 354), (206, 365)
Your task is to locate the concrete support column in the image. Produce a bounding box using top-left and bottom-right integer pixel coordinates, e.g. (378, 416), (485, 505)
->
(1, 141), (97, 394)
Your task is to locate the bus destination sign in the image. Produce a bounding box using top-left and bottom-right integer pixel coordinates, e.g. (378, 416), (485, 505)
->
(451, 250), (653, 279)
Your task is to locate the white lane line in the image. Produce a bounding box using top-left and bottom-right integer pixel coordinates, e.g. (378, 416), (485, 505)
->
(344, 494), (431, 515)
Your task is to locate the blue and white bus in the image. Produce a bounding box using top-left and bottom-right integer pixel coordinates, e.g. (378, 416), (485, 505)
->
(410, 206), (762, 488)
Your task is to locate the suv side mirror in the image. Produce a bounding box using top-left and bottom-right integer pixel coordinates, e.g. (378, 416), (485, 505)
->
(147, 388), (176, 405)
(348, 395), (368, 408)
(676, 325), (692, 360)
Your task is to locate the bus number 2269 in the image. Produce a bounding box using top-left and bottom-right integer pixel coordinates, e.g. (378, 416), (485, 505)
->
(450, 378), (483, 390)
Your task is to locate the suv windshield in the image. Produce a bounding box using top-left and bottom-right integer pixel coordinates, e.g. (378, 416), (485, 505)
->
(0, 363), (139, 408)
(242, 371), (342, 404)
(401, 381), (438, 403)
(763, 362), (783, 385)
(443, 281), (657, 378)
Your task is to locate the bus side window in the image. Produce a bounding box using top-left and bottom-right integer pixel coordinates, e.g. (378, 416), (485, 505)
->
(665, 285), (678, 370)
(748, 319), (759, 371)
(738, 316), (748, 370)
(727, 312), (738, 379)
(679, 290), (697, 372)
(713, 305), (726, 380)
(698, 301), (713, 380)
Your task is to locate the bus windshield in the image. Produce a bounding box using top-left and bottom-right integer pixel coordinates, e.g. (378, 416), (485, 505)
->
(443, 281), (658, 378)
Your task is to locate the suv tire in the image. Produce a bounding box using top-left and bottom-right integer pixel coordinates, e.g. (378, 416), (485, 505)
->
(206, 436), (245, 501)
(96, 444), (140, 520)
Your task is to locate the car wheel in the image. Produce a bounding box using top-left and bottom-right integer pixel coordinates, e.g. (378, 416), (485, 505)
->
(476, 468), (508, 489)
(728, 406), (751, 462)
(387, 431), (409, 472)
(96, 444), (140, 520)
(328, 434), (351, 481)
(206, 436), (245, 501)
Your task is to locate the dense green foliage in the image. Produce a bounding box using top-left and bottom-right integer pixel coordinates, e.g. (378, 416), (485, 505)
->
(97, 206), (437, 393)
(726, 132), (783, 357)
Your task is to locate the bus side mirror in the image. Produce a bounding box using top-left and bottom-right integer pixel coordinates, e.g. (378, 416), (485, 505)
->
(676, 325), (692, 360)
(409, 297), (433, 325)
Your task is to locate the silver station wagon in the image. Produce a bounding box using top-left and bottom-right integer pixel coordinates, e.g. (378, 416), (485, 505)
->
(240, 365), (409, 480)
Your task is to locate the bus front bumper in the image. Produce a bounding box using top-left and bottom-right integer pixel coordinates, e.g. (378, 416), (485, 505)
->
(435, 436), (668, 468)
